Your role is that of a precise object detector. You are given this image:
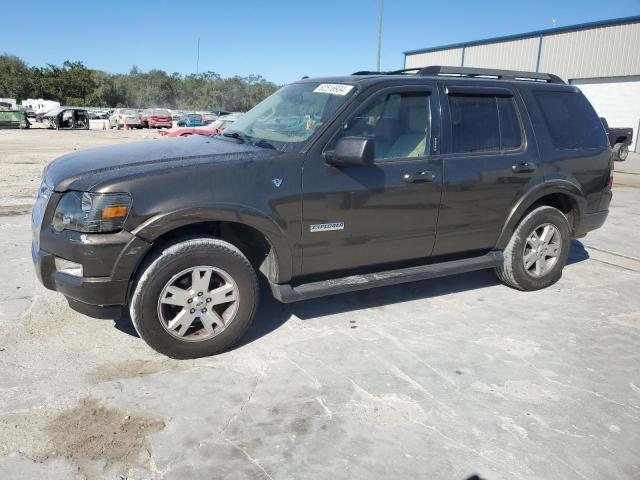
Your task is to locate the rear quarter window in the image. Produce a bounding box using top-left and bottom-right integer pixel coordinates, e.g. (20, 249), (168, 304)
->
(534, 90), (607, 150)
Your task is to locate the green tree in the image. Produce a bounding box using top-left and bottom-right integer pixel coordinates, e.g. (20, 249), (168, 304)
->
(2, 54), (279, 110)
(0, 54), (33, 101)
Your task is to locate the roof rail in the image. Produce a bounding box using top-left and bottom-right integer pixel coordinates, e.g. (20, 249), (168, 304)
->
(417, 66), (565, 84)
(351, 68), (421, 76)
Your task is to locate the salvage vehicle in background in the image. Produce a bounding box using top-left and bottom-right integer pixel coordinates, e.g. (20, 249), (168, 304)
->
(159, 113), (240, 138)
(108, 109), (142, 129)
(32, 66), (613, 359)
(600, 117), (633, 161)
(0, 109), (30, 129)
(140, 109), (173, 129)
(176, 113), (204, 127)
(42, 108), (89, 130)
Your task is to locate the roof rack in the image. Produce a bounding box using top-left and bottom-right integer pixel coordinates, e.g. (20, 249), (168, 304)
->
(351, 68), (420, 75)
(417, 66), (565, 84)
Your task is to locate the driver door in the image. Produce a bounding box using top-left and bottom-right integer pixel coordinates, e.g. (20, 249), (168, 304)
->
(300, 84), (443, 276)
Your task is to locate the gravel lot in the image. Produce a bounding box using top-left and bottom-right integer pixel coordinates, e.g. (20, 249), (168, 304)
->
(0, 129), (639, 479)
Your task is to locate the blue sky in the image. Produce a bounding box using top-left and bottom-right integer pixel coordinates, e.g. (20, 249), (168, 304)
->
(3, 0), (639, 84)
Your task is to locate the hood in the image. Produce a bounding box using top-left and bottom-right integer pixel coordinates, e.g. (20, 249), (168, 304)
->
(45, 135), (276, 191)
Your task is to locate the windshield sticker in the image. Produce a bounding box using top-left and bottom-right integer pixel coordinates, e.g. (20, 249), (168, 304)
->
(313, 84), (354, 96)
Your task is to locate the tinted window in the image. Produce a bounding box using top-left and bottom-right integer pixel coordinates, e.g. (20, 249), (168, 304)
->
(339, 91), (430, 160)
(534, 90), (607, 149)
(449, 95), (522, 154)
(449, 96), (500, 153)
(497, 97), (522, 149)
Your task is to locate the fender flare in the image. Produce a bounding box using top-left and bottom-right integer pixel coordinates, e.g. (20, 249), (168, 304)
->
(495, 180), (586, 250)
(130, 203), (293, 283)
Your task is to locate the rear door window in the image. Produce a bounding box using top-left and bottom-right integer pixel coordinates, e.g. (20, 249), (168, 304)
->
(534, 90), (607, 149)
(448, 94), (522, 154)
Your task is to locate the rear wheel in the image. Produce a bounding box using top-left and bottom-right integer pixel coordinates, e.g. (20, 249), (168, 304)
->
(130, 238), (259, 358)
(495, 206), (571, 291)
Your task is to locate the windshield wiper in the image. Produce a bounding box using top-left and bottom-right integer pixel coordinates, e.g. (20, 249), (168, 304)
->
(253, 139), (277, 150)
(222, 131), (247, 143)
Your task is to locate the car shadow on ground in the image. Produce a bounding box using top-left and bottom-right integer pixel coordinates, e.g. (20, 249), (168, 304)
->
(113, 241), (591, 347)
(567, 239), (590, 265)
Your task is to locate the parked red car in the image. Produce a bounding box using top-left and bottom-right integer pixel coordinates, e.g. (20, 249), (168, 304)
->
(140, 109), (173, 129)
(158, 115), (240, 138)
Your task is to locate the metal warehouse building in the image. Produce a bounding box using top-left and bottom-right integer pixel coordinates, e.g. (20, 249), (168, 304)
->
(404, 15), (640, 150)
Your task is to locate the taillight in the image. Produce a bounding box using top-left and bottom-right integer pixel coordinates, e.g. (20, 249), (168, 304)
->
(607, 154), (614, 188)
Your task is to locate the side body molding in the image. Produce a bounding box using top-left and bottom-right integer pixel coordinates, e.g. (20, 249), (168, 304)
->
(494, 179), (586, 250)
(130, 203), (294, 283)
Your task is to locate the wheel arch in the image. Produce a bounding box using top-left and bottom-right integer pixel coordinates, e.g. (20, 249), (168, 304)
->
(130, 207), (292, 284)
(495, 181), (585, 250)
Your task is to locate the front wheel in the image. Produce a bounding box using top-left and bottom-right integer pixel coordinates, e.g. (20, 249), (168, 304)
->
(495, 206), (571, 291)
(130, 238), (259, 358)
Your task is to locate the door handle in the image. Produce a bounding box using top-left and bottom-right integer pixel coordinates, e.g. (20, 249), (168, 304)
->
(512, 161), (537, 173)
(403, 171), (436, 183)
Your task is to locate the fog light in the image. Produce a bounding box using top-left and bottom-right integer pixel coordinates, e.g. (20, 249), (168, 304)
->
(55, 257), (83, 277)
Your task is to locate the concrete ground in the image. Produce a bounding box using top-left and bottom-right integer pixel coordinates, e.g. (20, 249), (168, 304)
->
(0, 130), (639, 479)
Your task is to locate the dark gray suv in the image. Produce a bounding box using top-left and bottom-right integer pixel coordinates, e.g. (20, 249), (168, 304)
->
(32, 66), (613, 358)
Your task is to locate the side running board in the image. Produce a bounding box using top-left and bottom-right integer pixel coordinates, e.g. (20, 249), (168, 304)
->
(269, 251), (503, 303)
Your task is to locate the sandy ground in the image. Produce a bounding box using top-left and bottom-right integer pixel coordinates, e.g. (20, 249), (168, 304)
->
(0, 129), (639, 479)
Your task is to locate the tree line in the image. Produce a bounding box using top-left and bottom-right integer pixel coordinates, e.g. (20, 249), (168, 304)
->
(0, 54), (279, 111)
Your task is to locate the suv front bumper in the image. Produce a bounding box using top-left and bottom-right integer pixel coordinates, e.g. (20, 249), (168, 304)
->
(32, 244), (129, 305)
(32, 230), (151, 318)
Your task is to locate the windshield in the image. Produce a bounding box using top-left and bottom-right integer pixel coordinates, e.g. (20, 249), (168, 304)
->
(224, 82), (356, 152)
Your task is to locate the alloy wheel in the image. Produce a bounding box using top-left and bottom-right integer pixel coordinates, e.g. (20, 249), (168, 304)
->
(157, 266), (239, 342)
(523, 223), (562, 277)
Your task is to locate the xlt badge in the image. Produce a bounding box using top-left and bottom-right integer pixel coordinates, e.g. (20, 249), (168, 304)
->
(310, 222), (344, 232)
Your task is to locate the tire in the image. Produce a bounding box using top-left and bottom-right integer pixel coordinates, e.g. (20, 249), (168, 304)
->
(495, 206), (571, 291)
(130, 238), (259, 359)
(612, 142), (629, 161)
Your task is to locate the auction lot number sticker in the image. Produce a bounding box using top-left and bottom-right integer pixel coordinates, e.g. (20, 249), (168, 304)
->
(313, 84), (354, 95)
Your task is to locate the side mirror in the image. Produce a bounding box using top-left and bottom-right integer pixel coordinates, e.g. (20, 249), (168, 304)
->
(325, 136), (374, 167)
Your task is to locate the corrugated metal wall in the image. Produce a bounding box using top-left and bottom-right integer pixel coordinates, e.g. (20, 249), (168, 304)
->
(405, 48), (462, 69)
(405, 20), (640, 82)
(464, 37), (539, 71)
(539, 22), (640, 80)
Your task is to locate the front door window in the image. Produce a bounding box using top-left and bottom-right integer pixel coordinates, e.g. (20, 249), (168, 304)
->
(337, 91), (431, 160)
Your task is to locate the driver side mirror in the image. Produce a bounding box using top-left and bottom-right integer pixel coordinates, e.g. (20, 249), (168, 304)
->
(325, 136), (374, 167)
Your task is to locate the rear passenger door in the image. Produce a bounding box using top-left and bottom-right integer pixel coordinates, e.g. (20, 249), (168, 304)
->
(433, 83), (541, 256)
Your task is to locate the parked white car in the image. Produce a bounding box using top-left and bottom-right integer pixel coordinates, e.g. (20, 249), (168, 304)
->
(108, 109), (142, 129)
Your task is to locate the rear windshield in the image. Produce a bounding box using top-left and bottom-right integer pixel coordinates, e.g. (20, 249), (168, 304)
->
(534, 90), (607, 150)
(153, 109), (170, 116)
(122, 109), (137, 115)
(188, 114), (202, 119)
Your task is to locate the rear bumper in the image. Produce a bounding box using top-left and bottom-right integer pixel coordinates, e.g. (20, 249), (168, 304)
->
(575, 210), (609, 237)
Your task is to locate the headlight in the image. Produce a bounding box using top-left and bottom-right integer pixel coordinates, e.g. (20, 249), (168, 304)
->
(52, 192), (132, 233)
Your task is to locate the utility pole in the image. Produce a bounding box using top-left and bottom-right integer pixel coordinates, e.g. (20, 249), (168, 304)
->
(376, 0), (384, 72)
(196, 37), (200, 75)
